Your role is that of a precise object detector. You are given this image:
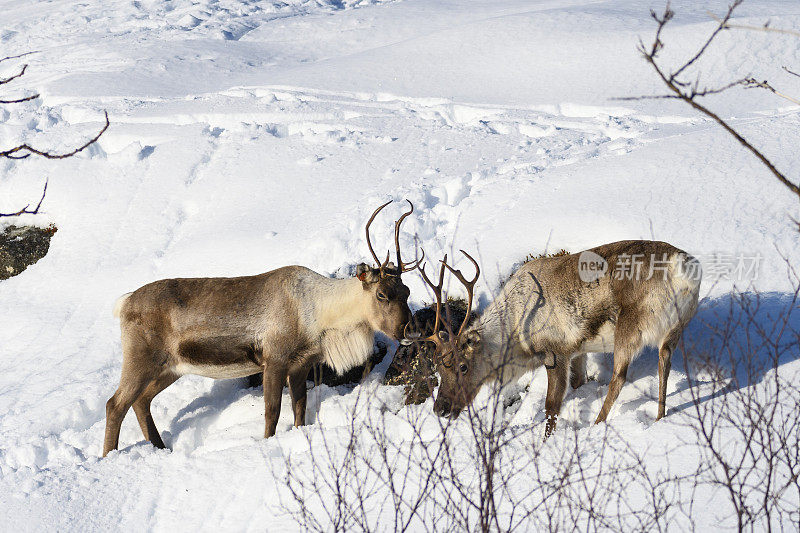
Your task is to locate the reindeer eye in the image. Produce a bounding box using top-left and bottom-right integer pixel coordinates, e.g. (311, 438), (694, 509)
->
(377, 292), (388, 301)
(459, 362), (469, 374)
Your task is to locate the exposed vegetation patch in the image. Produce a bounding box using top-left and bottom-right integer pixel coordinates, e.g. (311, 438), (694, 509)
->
(384, 297), (474, 404)
(0, 224), (57, 280)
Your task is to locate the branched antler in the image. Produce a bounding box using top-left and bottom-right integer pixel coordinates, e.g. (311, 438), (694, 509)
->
(441, 250), (480, 337)
(394, 200), (424, 273)
(365, 199), (422, 277)
(411, 250), (480, 367)
(365, 200), (393, 276)
(414, 253), (448, 347)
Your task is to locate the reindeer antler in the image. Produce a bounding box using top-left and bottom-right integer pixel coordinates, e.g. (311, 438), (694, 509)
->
(409, 250), (480, 368)
(366, 199), (422, 278)
(441, 250), (480, 337)
(394, 200), (424, 273)
(365, 200), (392, 276)
(417, 253), (448, 347)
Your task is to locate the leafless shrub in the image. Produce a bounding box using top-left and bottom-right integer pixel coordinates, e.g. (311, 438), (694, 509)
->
(622, 1), (800, 227)
(625, 8), (800, 523)
(1, 53), (109, 217)
(274, 357), (690, 531)
(274, 265), (799, 532)
(675, 269), (800, 531)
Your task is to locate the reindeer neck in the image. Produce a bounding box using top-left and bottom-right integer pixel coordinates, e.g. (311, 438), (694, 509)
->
(315, 277), (371, 331)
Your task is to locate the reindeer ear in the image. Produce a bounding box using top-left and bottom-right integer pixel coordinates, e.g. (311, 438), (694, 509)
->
(356, 263), (370, 282)
(466, 330), (481, 345)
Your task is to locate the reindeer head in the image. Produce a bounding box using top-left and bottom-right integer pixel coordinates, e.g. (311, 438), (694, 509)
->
(359, 200), (421, 340)
(409, 250), (487, 418)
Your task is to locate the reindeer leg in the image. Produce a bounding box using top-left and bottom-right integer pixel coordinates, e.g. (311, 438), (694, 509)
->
(288, 366), (310, 427)
(544, 354), (569, 439)
(263, 365), (288, 438)
(657, 326), (682, 420)
(103, 361), (157, 457)
(569, 353), (588, 389)
(595, 312), (641, 424)
(132, 371), (179, 449)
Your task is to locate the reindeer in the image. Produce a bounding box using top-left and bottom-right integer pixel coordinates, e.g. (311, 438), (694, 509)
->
(414, 241), (701, 437)
(103, 201), (422, 456)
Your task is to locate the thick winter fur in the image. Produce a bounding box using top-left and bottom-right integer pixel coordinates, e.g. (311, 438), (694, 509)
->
(103, 265), (411, 456)
(434, 240), (701, 436)
(112, 292), (132, 319)
(320, 325), (376, 375)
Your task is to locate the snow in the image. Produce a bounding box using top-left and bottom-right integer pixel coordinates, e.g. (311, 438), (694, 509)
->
(1, 0), (799, 529)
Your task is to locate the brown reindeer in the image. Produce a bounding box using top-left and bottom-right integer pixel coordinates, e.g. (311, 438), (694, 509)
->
(103, 201), (421, 456)
(416, 241), (701, 437)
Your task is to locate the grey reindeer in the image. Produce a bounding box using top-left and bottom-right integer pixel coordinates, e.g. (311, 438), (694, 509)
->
(417, 241), (700, 436)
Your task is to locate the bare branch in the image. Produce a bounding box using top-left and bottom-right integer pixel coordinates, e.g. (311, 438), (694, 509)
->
(614, 78), (748, 101)
(671, 1), (744, 82)
(0, 59), (40, 104)
(629, 1), (800, 201)
(782, 66), (800, 79)
(0, 52), (38, 64)
(0, 53), (109, 217)
(0, 93), (39, 104)
(708, 11), (800, 37)
(741, 77), (800, 106)
(0, 110), (109, 160)
(0, 179), (48, 217)
(0, 63), (30, 86)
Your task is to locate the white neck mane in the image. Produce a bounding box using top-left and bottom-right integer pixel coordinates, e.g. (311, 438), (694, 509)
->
(315, 278), (375, 375)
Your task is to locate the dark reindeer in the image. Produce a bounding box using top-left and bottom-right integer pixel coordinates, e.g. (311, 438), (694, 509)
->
(103, 201), (422, 456)
(416, 241), (701, 437)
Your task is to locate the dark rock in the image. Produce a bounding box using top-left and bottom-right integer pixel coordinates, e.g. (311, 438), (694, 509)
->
(0, 224), (57, 281)
(244, 341), (388, 389)
(384, 299), (474, 405)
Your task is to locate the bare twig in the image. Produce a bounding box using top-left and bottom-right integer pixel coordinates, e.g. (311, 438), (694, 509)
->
(0, 110), (109, 160)
(1, 63), (30, 86)
(1, 54), (109, 216)
(671, 1), (745, 81)
(0, 93), (39, 104)
(0, 52), (38, 64)
(0, 179), (48, 217)
(0, 60), (41, 104)
(614, 78), (748, 101)
(741, 77), (800, 106)
(708, 11), (800, 37)
(782, 66), (800, 79)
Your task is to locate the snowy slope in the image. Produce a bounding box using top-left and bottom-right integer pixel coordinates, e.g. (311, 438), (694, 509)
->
(1, 0), (799, 530)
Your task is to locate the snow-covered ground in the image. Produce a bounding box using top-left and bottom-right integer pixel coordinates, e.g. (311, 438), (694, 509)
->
(1, 0), (799, 530)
